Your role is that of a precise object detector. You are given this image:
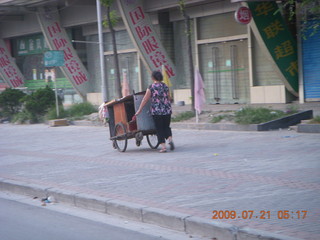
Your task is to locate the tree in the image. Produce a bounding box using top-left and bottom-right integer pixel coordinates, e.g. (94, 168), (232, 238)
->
(0, 88), (26, 117)
(280, 0), (320, 38)
(178, 0), (195, 111)
(22, 86), (56, 122)
(101, 0), (122, 99)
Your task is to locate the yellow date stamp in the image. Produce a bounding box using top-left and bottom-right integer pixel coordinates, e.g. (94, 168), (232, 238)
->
(212, 210), (308, 220)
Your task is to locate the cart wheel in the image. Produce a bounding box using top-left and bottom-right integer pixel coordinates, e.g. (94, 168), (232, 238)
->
(147, 134), (159, 149)
(114, 123), (128, 152)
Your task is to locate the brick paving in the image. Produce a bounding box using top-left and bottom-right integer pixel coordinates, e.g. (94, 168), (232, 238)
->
(0, 124), (319, 239)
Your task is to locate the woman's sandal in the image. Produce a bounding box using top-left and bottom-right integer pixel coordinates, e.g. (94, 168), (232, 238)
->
(159, 148), (167, 153)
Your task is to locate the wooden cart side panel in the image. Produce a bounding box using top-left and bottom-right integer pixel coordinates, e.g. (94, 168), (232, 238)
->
(114, 102), (127, 127)
(133, 94), (156, 131)
(107, 106), (115, 137)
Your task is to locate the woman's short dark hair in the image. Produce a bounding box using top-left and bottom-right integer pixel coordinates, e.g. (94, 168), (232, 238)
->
(151, 71), (163, 81)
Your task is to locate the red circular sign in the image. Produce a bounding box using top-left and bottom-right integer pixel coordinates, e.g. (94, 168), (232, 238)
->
(235, 6), (252, 25)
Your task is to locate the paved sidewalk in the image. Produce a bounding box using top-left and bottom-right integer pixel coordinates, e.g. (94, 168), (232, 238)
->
(0, 124), (319, 239)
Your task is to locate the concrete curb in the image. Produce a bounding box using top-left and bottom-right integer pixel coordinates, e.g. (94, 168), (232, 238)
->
(142, 207), (188, 232)
(257, 110), (313, 131)
(171, 122), (258, 131)
(0, 179), (302, 240)
(69, 120), (104, 127)
(46, 115), (320, 133)
(172, 110), (317, 132)
(297, 124), (320, 133)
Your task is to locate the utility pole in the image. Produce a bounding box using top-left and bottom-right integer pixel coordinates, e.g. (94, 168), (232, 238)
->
(96, 0), (107, 102)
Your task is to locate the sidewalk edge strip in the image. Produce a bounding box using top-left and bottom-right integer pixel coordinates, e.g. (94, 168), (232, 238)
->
(0, 179), (302, 240)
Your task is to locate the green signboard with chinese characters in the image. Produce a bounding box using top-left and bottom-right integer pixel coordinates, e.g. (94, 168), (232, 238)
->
(248, 2), (298, 96)
(17, 34), (49, 56)
(44, 50), (65, 67)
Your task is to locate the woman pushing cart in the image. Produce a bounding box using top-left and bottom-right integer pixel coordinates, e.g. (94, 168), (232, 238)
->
(107, 70), (174, 153)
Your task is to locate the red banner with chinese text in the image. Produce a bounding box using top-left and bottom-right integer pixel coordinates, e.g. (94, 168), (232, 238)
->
(0, 39), (25, 88)
(37, 7), (92, 98)
(118, 0), (177, 84)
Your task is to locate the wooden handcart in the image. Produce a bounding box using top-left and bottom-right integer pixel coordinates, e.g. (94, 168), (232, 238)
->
(106, 92), (159, 152)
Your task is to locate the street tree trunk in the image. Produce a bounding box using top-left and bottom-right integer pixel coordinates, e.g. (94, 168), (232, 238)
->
(106, 5), (121, 99)
(180, 2), (194, 111)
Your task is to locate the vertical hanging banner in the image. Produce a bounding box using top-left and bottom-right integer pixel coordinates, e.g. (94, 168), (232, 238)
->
(247, 2), (298, 96)
(37, 7), (92, 98)
(118, 0), (177, 83)
(0, 39), (25, 88)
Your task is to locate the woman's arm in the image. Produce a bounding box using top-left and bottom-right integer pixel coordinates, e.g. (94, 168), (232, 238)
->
(135, 89), (151, 115)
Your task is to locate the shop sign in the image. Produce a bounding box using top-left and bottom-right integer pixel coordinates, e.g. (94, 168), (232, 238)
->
(44, 50), (65, 67)
(37, 6), (92, 98)
(235, 6), (252, 25)
(247, 2), (298, 96)
(118, 0), (176, 82)
(17, 34), (49, 56)
(0, 39), (24, 88)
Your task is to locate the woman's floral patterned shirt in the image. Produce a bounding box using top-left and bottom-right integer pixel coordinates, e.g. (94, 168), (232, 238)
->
(148, 82), (172, 115)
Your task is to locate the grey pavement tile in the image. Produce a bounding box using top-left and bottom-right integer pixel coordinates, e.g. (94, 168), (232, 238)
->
(0, 124), (319, 240)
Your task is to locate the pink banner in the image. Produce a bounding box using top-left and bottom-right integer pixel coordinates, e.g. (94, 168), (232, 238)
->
(0, 39), (24, 88)
(194, 67), (205, 114)
(118, 0), (177, 82)
(37, 7), (92, 98)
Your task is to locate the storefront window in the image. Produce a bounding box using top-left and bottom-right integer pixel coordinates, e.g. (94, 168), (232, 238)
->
(173, 20), (195, 89)
(87, 30), (141, 101)
(105, 30), (135, 52)
(105, 52), (139, 100)
(197, 12), (249, 104)
(199, 40), (249, 104)
(13, 29), (85, 104)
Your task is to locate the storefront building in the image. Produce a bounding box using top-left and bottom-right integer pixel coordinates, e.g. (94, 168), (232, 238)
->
(0, 0), (318, 105)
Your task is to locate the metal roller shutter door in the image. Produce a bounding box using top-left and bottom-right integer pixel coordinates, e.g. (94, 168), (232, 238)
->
(302, 20), (320, 101)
